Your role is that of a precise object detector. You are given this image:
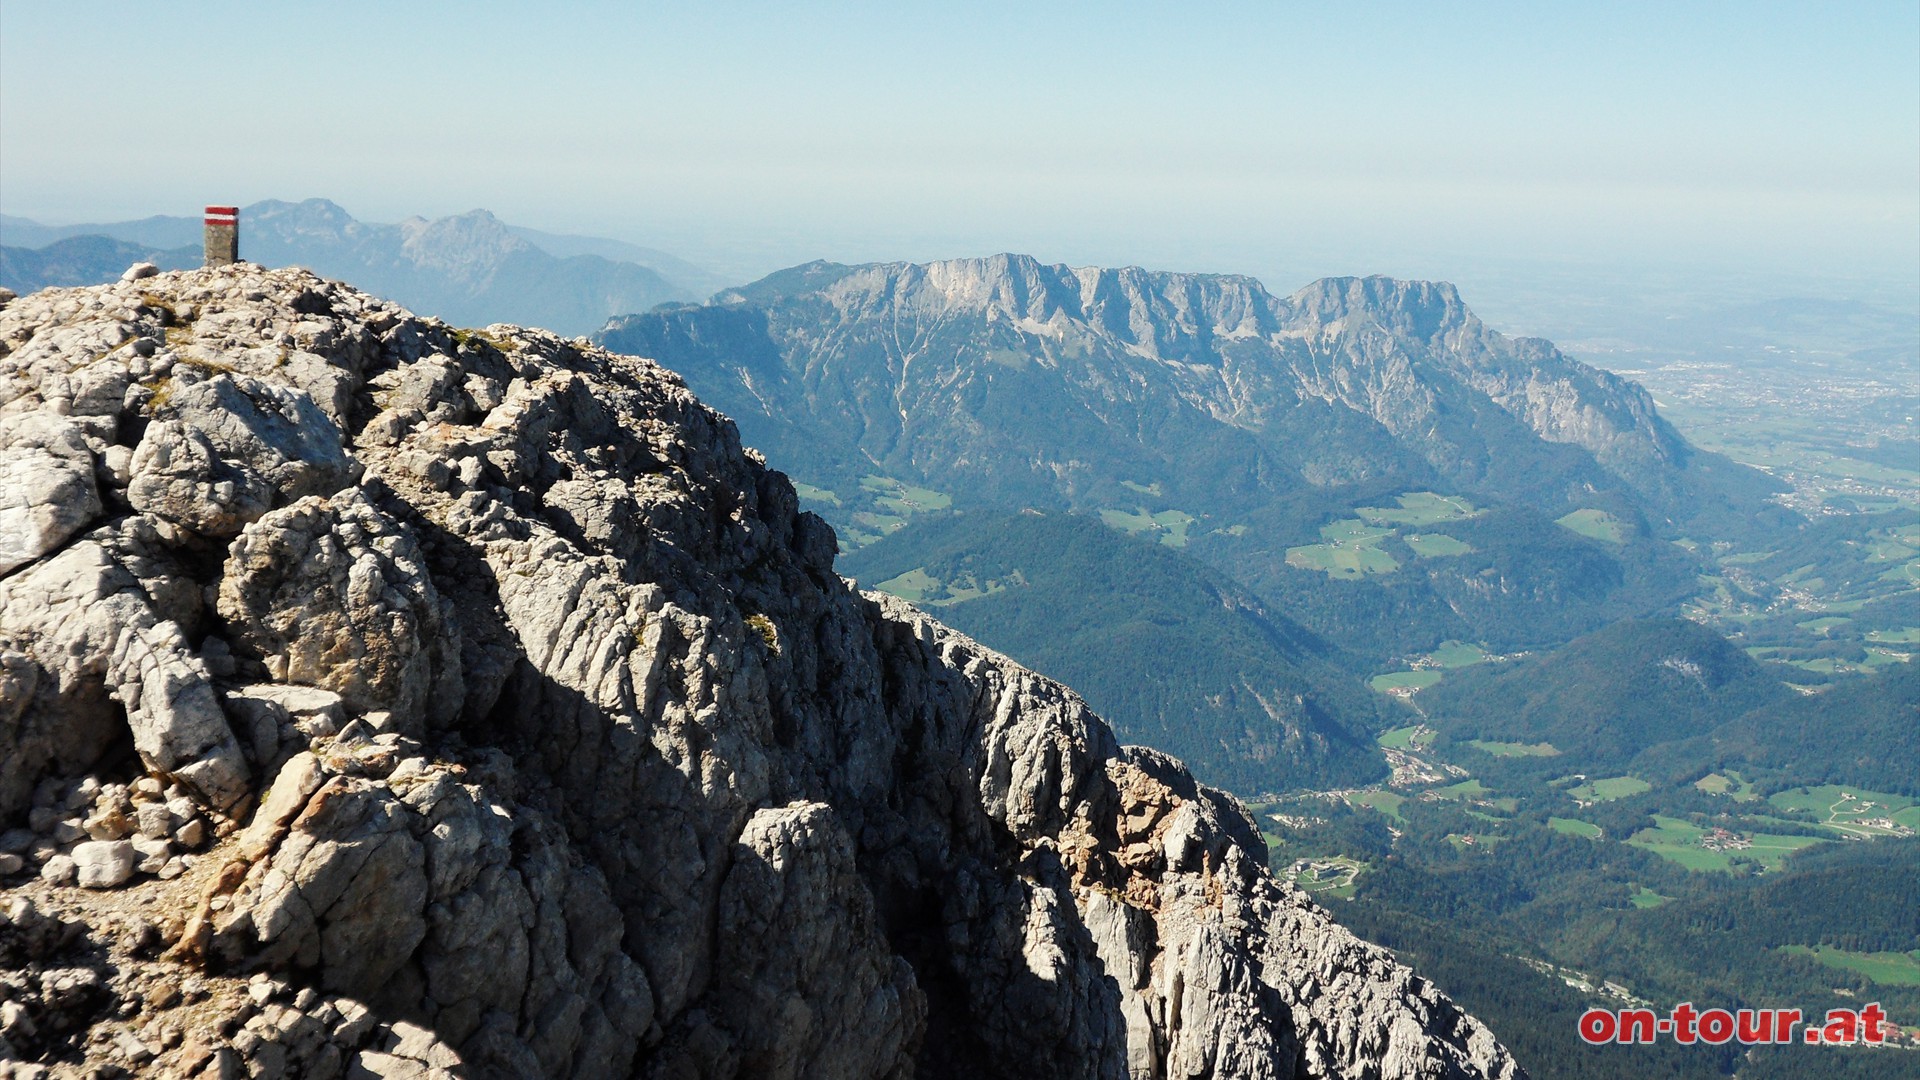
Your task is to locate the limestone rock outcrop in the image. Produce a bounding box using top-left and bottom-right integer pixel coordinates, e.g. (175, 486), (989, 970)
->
(0, 265), (1522, 1079)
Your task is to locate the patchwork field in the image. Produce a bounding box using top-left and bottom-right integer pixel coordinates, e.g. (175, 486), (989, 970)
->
(791, 480), (842, 506)
(830, 474), (954, 545)
(1569, 775), (1652, 802)
(1354, 491), (1478, 526)
(1432, 780), (1519, 812)
(1368, 641), (1497, 696)
(1099, 507), (1197, 547)
(1286, 493), (1484, 577)
(1351, 790), (1407, 821)
(1429, 641), (1493, 667)
(1368, 669), (1443, 693)
(1628, 814), (1824, 872)
(871, 565), (1016, 607)
(1376, 726), (1431, 751)
(1768, 785), (1920, 837)
(1694, 772), (1759, 801)
(862, 474), (951, 515)
(1777, 946), (1920, 987)
(1548, 816), (1603, 839)
(1286, 518), (1400, 578)
(1404, 532), (1473, 557)
(873, 566), (941, 602)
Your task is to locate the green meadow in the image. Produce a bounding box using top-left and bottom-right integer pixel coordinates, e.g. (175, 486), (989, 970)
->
(1556, 508), (1627, 544)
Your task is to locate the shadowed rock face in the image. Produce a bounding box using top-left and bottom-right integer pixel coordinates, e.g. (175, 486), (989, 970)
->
(0, 265), (1523, 1079)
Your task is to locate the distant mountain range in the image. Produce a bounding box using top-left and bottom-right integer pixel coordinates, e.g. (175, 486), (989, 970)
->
(597, 255), (1802, 788)
(0, 200), (726, 334)
(603, 255), (1786, 539)
(0, 234), (200, 293)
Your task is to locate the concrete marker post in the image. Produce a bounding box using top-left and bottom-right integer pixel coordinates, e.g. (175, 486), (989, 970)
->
(204, 205), (239, 266)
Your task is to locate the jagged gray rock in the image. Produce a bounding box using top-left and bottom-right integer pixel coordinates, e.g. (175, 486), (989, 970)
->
(0, 412), (103, 576)
(0, 266), (1523, 1079)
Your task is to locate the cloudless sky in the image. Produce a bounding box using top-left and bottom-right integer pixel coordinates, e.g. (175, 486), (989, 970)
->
(3, 1), (1916, 300)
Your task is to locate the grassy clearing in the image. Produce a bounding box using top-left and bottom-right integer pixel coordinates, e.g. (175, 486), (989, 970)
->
(1742, 833), (1825, 868)
(1549, 817), (1603, 839)
(1472, 739), (1561, 758)
(1795, 616), (1852, 634)
(1556, 508), (1628, 544)
(1405, 532), (1474, 557)
(1430, 641), (1493, 668)
(1371, 642), (1496, 696)
(940, 572), (1013, 604)
(1629, 884), (1670, 909)
(1786, 657), (1871, 675)
(1627, 816), (1724, 871)
(1369, 670), (1443, 693)
(1778, 946), (1920, 987)
(1150, 510), (1195, 547)
(1355, 491), (1477, 526)
(874, 567), (941, 602)
(1571, 776), (1652, 802)
(1433, 779), (1491, 801)
(1376, 726), (1427, 751)
(850, 511), (908, 541)
(861, 475), (951, 515)
(1694, 772), (1759, 801)
(1866, 626), (1920, 644)
(1120, 480), (1162, 496)
(872, 566), (1013, 608)
(1351, 791), (1407, 821)
(791, 480), (842, 506)
(1099, 507), (1197, 548)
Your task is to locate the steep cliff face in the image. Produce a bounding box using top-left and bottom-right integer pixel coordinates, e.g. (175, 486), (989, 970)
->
(0, 265), (1520, 1079)
(607, 255), (1780, 527)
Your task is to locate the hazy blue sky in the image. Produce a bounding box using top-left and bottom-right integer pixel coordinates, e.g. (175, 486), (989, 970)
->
(3, 1), (1915, 295)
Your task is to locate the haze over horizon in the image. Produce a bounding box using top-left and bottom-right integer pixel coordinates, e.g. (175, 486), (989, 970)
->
(3, 2), (1916, 314)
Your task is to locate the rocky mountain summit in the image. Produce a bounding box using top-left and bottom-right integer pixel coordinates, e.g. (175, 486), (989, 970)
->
(0, 264), (1520, 1078)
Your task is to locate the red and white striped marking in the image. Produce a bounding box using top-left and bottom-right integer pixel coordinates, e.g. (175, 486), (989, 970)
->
(204, 206), (238, 226)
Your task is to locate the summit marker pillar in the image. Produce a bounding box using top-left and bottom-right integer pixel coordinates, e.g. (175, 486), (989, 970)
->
(204, 205), (239, 266)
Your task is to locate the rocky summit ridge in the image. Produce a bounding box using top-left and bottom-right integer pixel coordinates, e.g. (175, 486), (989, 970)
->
(0, 263), (1520, 1079)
